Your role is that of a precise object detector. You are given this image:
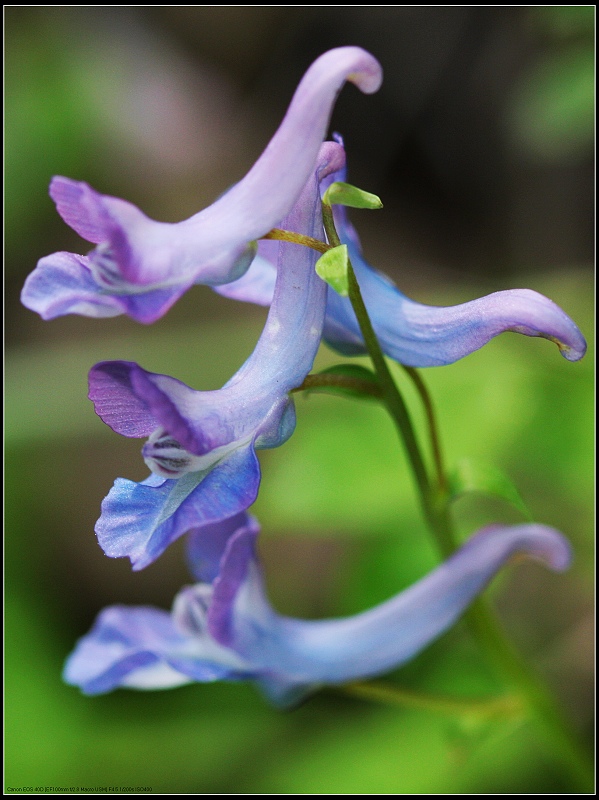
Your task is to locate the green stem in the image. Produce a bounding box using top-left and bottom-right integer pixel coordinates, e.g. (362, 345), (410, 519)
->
(262, 228), (330, 253)
(321, 203), (438, 536)
(464, 596), (593, 789)
(321, 201), (592, 789)
(293, 372), (383, 399)
(401, 366), (447, 492)
(341, 681), (524, 720)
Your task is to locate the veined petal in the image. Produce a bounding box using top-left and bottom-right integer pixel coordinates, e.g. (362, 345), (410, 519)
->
(24, 48), (381, 323)
(95, 444), (261, 570)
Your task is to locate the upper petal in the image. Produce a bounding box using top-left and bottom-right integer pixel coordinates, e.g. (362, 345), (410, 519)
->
(325, 194), (587, 366)
(28, 49), (381, 323)
(89, 142), (343, 460)
(88, 361), (160, 439)
(193, 48), (381, 251)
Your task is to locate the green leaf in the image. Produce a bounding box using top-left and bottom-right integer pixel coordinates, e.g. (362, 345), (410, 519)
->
(322, 181), (383, 210)
(447, 458), (531, 519)
(315, 244), (350, 296)
(300, 363), (382, 401)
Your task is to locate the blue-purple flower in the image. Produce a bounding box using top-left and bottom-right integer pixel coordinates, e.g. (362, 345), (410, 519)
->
(21, 47), (382, 324)
(90, 142), (344, 571)
(217, 149), (587, 366)
(64, 514), (571, 706)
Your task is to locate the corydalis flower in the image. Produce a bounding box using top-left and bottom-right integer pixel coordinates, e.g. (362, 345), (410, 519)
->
(217, 150), (586, 366)
(64, 515), (571, 707)
(21, 47), (382, 324)
(89, 142), (344, 571)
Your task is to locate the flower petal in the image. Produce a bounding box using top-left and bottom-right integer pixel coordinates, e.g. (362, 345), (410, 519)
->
(185, 512), (260, 584)
(325, 224), (588, 364)
(66, 520), (571, 705)
(22, 249), (199, 324)
(63, 604), (251, 696)
(219, 522), (570, 705)
(95, 443), (261, 570)
(212, 244), (277, 307)
(324, 181), (587, 365)
(88, 361), (160, 439)
(63, 606), (192, 695)
(20, 252), (124, 320)
(25, 48), (381, 323)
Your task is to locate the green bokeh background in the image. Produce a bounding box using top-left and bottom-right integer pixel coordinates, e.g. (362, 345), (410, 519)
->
(6, 7), (594, 793)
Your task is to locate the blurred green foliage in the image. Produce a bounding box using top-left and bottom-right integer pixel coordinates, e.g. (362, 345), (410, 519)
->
(508, 7), (594, 161)
(6, 275), (593, 792)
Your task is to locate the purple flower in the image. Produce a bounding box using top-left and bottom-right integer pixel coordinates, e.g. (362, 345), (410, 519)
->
(21, 47), (382, 324)
(90, 142), (345, 571)
(217, 149), (587, 366)
(64, 514), (570, 706)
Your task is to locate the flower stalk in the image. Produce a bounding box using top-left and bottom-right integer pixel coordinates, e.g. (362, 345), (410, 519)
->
(321, 198), (592, 791)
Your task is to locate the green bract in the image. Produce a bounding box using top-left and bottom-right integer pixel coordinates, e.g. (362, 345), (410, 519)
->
(322, 181), (383, 209)
(315, 244), (350, 296)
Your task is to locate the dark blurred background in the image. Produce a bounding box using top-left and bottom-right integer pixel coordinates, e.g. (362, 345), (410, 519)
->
(6, 7), (594, 793)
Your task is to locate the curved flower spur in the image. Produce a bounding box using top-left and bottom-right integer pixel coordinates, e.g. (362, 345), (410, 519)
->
(64, 513), (571, 707)
(21, 47), (382, 324)
(217, 146), (586, 366)
(89, 142), (344, 571)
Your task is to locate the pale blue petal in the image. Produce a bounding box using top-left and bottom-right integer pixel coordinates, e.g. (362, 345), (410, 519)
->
(95, 444), (261, 570)
(212, 245), (277, 307)
(63, 606), (192, 695)
(324, 175), (587, 365)
(185, 513), (260, 584)
(63, 604), (252, 696)
(67, 521), (571, 706)
(325, 228), (588, 364)
(224, 523), (570, 704)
